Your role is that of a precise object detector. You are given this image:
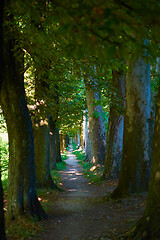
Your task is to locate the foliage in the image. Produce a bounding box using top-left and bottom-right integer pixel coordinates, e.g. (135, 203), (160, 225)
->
(0, 110), (9, 190)
(52, 0), (160, 62)
(0, 137), (9, 174)
(151, 63), (160, 97)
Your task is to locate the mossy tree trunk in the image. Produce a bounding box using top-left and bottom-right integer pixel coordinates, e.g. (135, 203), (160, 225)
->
(85, 83), (106, 165)
(34, 120), (56, 188)
(55, 128), (62, 163)
(112, 56), (151, 198)
(33, 67), (57, 188)
(103, 71), (125, 179)
(0, 32), (47, 220)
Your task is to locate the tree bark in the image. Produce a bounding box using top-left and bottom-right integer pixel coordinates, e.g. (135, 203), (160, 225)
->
(49, 117), (57, 169)
(0, 0), (7, 238)
(82, 110), (88, 154)
(83, 111), (93, 162)
(34, 121), (57, 188)
(112, 56), (151, 198)
(33, 66), (58, 188)
(60, 133), (64, 153)
(64, 134), (70, 149)
(0, 36), (47, 220)
(103, 71), (125, 179)
(55, 128), (62, 162)
(131, 76), (160, 240)
(85, 83), (106, 165)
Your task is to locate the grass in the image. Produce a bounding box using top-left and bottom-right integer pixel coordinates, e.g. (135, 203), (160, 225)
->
(61, 153), (68, 161)
(72, 148), (104, 184)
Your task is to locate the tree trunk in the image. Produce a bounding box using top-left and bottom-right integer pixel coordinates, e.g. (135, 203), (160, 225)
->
(55, 128), (62, 162)
(85, 84), (106, 165)
(86, 128), (93, 162)
(0, 172), (6, 239)
(33, 66), (58, 188)
(49, 117), (56, 169)
(0, 0), (7, 238)
(83, 111), (93, 162)
(82, 110), (88, 154)
(76, 131), (81, 148)
(0, 37), (47, 220)
(112, 56), (151, 198)
(80, 124), (83, 149)
(65, 134), (70, 149)
(103, 71), (125, 179)
(131, 61), (160, 240)
(60, 133), (64, 153)
(34, 121), (57, 188)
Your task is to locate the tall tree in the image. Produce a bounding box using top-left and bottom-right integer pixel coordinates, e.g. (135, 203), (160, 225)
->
(55, 128), (62, 163)
(33, 67), (56, 188)
(49, 117), (57, 169)
(131, 67), (160, 239)
(85, 79), (106, 166)
(0, 0), (7, 238)
(103, 70), (125, 179)
(0, 4), (47, 220)
(112, 55), (151, 197)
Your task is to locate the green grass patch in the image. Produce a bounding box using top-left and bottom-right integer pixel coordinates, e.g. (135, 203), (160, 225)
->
(50, 159), (67, 190)
(61, 153), (68, 161)
(56, 160), (67, 171)
(73, 149), (104, 184)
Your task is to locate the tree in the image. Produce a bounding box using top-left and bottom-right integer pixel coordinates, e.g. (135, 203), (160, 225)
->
(49, 116), (57, 169)
(33, 70), (57, 189)
(128, 58), (160, 240)
(84, 78), (106, 166)
(0, 3), (47, 220)
(55, 128), (62, 163)
(112, 55), (151, 197)
(0, 0), (7, 238)
(102, 70), (125, 179)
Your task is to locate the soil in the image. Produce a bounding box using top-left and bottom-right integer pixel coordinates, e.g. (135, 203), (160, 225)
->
(31, 148), (146, 240)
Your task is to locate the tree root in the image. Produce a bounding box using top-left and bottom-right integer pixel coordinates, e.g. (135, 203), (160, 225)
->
(29, 194), (48, 219)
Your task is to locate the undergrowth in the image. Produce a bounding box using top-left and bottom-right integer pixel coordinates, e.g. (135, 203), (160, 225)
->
(72, 148), (104, 184)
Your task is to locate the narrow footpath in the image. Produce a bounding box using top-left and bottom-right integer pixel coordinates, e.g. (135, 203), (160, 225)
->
(32, 147), (145, 240)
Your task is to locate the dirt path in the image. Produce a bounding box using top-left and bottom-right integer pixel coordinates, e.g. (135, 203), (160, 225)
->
(32, 148), (146, 240)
